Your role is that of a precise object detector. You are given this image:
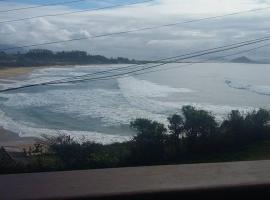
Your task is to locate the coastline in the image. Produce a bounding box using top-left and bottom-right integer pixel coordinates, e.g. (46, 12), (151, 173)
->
(0, 67), (38, 150)
(0, 65), (76, 79)
(0, 67), (35, 79)
(0, 64), (116, 149)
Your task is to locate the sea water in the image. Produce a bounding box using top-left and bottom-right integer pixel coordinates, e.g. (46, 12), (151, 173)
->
(0, 63), (270, 144)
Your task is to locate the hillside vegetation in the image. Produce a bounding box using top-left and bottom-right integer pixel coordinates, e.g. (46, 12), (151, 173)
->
(1, 106), (270, 174)
(0, 49), (141, 68)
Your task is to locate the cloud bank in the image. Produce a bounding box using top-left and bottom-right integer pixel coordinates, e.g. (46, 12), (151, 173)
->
(0, 0), (270, 60)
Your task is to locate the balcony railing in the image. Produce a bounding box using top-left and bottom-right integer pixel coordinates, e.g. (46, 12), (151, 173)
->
(1, 160), (270, 199)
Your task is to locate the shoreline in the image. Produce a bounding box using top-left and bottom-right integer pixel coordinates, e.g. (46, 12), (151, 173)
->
(0, 64), (112, 149)
(0, 64), (115, 150)
(0, 67), (35, 79)
(0, 67), (38, 150)
(0, 65), (78, 79)
(0, 63), (128, 79)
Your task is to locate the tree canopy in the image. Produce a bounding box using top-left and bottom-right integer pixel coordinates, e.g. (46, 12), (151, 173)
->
(0, 49), (141, 68)
(1, 106), (270, 174)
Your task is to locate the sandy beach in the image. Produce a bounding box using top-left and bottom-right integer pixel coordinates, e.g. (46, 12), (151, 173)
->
(0, 65), (76, 79)
(0, 67), (34, 79)
(0, 67), (37, 150)
(0, 65), (99, 150)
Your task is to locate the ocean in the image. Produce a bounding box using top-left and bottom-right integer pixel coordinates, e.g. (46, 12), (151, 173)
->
(1, 62), (270, 144)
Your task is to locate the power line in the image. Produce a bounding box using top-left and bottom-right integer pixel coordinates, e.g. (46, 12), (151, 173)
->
(1, 2), (269, 24)
(43, 36), (270, 84)
(0, 0), (92, 13)
(47, 37), (270, 85)
(1, 35), (270, 92)
(130, 43), (270, 77)
(7, 37), (270, 87)
(0, 0), (154, 24)
(1, 5), (269, 52)
(62, 40), (270, 82)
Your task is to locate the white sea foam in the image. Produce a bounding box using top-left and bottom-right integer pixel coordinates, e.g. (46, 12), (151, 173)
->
(0, 66), (93, 90)
(118, 77), (254, 122)
(225, 79), (270, 95)
(0, 66), (259, 144)
(117, 76), (195, 119)
(118, 77), (194, 98)
(0, 88), (170, 126)
(0, 109), (131, 144)
(0, 75), (189, 126)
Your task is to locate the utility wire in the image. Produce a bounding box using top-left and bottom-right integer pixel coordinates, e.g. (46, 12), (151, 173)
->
(44, 36), (270, 84)
(62, 40), (270, 82)
(46, 37), (270, 85)
(1, 2), (269, 24)
(129, 43), (270, 77)
(0, 0), (154, 24)
(0, 5), (269, 52)
(8, 37), (270, 85)
(0, 0), (92, 13)
(1, 35), (270, 92)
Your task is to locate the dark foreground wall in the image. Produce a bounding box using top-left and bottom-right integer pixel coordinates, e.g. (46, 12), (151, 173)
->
(1, 160), (270, 199)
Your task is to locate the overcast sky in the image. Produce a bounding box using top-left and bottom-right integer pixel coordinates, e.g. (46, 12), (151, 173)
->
(0, 0), (270, 60)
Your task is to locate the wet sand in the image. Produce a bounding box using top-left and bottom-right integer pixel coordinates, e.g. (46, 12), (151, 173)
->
(0, 67), (34, 79)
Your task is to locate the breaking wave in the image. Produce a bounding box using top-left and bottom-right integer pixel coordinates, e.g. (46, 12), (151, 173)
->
(0, 66), (259, 144)
(0, 109), (131, 144)
(225, 79), (270, 96)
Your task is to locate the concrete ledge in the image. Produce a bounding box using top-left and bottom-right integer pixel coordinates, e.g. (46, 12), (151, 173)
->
(1, 160), (270, 199)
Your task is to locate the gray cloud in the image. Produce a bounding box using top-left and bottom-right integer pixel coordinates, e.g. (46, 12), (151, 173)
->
(0, 0), (270, 60)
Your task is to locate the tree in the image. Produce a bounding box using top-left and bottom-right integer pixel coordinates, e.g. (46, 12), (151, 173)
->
(168, 114), (184, 140)
(182, 106), (217, 138)
(244, 109), (270, 141)
(26, 49), (54, 59)
(130, 119), (167, 164)
(167, 114), (185, 160)
(221, 110), (245, 146)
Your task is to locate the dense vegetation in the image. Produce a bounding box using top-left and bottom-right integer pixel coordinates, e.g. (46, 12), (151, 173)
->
(0, 49), (141, 68)
(1, 106), (270, 174)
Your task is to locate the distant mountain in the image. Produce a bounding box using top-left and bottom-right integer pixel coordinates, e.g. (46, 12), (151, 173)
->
(230, 56), (256, 64)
